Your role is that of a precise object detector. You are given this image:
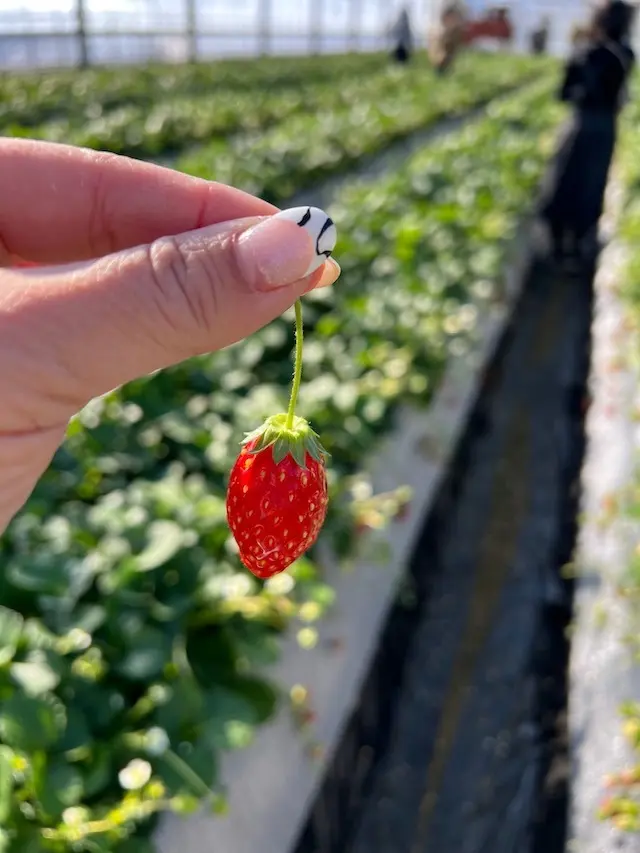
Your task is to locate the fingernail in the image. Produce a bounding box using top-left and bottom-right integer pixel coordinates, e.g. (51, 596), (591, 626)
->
(235, 206), (337, 291)
(274, 207), (337, 275)
(315, 258), (341, 289)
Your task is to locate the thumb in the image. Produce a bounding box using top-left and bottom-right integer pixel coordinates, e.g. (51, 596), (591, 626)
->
(1, 206), (339, 430)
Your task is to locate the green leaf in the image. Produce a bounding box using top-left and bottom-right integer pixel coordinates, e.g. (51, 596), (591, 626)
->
(0, 746), (14, 824)
(0, 607), (23, 667)
(135, 520), (184, 571)
(201, 677), (277, 750)
(291, 441), (307, 468)
(155, 675), (205, 737)
(34, 756), (84, 820)
(235, 627), (280, 668)
(69, 679), (127, 733)
(6, 554), (73, 596)
(82, 746), (113, 798)
(0, 693), (66, 751)
(186, 627), (237, 687)
(204, 685), (256, 725)
(58, 704), (92, 753)
(155, 737), (216, 797)
(10, 826), (49, 853)
(272, 438), (289, 465)
(116, 627), (172, 681)
(10, 658), (60, 697)
(21, 619), (56, 651)
(225, 676), (278, 724)
(70, 604), (107, 635)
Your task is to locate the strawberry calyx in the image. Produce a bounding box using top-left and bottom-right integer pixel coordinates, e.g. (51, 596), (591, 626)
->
(242, 413), (327, 469)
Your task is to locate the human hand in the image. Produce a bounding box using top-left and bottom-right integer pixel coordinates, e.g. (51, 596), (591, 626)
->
(0, 139), (340, 535)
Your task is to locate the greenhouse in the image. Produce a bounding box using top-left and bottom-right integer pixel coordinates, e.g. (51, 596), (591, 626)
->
(0, 2), (640, 853)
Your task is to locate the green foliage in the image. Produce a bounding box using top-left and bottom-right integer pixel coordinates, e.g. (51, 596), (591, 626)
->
(2, 53), (556, 169)
(0, 57), (562, 850)
(177, 53), (557, 204)
(0, 52), (384, 128)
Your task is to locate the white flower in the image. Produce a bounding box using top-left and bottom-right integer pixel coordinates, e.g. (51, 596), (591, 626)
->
(265, 573), (295, 595)
(62, 806), (89, 826)
(67, 628), (92, 651)
(350, 479), (373, 502)
(118, 758), (152, 791)
(222, 573), (253, 598)
(145, 727), (170, 757)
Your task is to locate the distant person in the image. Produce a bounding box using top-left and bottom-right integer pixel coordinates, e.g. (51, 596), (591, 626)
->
(430, 4), (465, 75)
(530, 16), (550, 55)
(390, 7), (414, 64)
(538, 0), (635, 269)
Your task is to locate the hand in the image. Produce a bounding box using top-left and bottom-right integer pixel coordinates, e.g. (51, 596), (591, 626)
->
(0, 139), (340, 534)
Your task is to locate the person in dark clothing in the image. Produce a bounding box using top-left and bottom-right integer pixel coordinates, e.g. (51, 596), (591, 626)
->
(538, 0), (635, 268)
(530, 17), (550, 55)
(390, 7), (413, 64)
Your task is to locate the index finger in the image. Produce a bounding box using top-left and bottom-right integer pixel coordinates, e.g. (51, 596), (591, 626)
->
(0, 138), (278, 264)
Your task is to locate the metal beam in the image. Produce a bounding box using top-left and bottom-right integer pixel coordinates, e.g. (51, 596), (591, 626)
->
(258, 0), (272, 57)
(348, 0), (363, 51)
(185, 0), (197, 62)
(76, 0), (88, 67)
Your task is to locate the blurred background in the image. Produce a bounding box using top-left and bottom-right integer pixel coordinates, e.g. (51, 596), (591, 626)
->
(0, 0), (629, 68)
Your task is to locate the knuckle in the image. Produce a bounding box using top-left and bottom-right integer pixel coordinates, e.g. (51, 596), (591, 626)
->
(145, 235), (221, 343)
(87, 153), (122, 256)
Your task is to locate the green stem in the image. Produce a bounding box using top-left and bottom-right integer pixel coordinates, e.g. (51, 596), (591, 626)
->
(286, 299), (304, 429)
(164, 749), (213, 800)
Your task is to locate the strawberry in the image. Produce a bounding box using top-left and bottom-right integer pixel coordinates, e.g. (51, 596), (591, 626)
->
(226, 414), (328, 578)
(225, 206), (337, 578)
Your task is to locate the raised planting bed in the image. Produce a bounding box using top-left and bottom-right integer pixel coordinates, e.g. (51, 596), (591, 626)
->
(569, 86), (640, 848)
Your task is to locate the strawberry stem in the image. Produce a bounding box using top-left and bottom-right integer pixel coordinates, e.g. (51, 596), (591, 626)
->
(286, 299), (304, 430)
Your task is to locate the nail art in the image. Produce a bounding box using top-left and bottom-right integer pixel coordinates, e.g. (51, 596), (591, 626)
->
(274, 206), (337, 276)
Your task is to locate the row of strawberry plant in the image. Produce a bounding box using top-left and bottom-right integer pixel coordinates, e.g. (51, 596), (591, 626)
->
(6, 53), (552, 165)
(0, 52), (384, 128)
(176, 53), (555, 204)
(10, 74), (386, 157)
(0, 78), (564, 853)
(2, 54), (395, 147)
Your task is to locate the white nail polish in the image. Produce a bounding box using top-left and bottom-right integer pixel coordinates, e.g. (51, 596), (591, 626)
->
(274, 206), (337, 275)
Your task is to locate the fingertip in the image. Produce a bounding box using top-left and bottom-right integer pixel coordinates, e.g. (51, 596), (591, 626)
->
(314, 258), (341, 290)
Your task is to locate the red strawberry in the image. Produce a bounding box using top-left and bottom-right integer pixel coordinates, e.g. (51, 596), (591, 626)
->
(226, 414), (328, 578)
